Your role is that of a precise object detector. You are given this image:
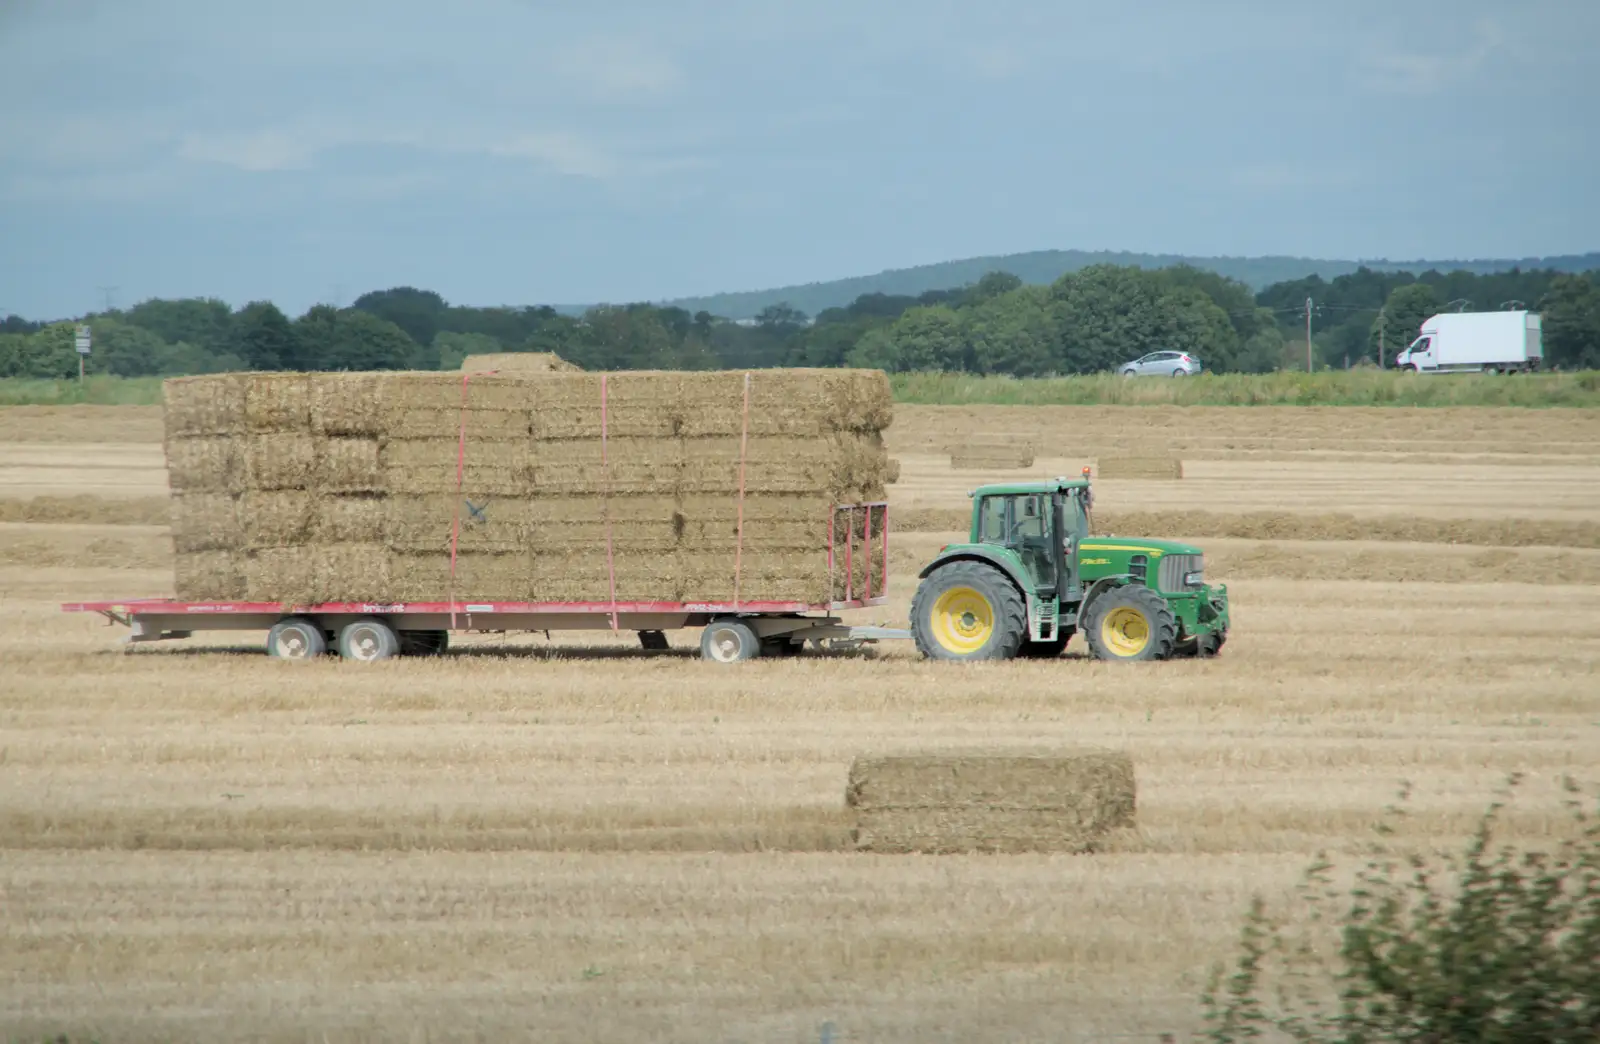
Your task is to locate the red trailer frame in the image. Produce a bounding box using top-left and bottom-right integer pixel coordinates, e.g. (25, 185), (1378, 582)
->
(62, 502), (897, 663)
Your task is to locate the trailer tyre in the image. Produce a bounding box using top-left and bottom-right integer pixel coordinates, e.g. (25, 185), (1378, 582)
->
(1083, 584), (1177, 663)
(911, 561), (1027, 661)
(700, 618), (760, 663)
(339, 618), (401, 662)
(267, 617), (327, 661)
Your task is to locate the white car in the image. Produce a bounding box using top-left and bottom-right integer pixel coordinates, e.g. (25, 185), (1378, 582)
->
(1119, 350), (1203, 377)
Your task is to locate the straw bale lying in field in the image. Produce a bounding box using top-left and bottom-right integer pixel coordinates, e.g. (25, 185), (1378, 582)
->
(846, 749), (1137, 854)
(948, 437), (1035, 471)
(1094, 456), (1184, 480)
(461, 352), (581, 373)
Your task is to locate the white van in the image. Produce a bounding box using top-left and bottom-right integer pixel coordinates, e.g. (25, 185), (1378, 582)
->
(1396, 311), (1542, 374)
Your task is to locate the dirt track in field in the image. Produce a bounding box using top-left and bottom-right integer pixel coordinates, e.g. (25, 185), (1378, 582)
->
(2, 400), (1598, 1043)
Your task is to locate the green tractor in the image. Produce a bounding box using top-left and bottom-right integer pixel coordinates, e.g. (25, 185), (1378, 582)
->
(910, 473), (1229, 662)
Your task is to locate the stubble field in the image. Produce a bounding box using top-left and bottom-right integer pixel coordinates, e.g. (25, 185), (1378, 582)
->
(2, 401), (1598, 1043)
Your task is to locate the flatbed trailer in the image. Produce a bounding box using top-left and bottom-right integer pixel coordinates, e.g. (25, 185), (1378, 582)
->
(60, 501), (909, 663)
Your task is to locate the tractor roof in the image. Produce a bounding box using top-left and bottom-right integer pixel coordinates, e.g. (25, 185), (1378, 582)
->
(968, 477), (1091, 498)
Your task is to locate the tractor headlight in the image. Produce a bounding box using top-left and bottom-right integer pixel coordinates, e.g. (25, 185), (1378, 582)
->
(1184, 570), (1203, 587)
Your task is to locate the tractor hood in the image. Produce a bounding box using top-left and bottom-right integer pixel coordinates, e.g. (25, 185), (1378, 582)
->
(1079, 537), (1204, 558)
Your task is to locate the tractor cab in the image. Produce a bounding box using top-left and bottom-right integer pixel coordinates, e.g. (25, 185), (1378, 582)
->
(909, 471), (1230, 663)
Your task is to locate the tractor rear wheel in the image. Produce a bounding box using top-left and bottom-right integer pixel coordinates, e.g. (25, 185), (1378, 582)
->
(1084, 585), (1177, 663)
(911, 561), (1027, 662)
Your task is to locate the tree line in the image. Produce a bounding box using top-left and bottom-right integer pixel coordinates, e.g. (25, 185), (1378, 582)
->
(3, 263), (1597, 380)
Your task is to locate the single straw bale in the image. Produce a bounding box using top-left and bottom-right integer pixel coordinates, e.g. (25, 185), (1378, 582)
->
(165, 437), (243, 494)
(676, 494), (833, 552)
(242, 491), (316, 548)
(173, 550), (247, 601)
(386, 550), (534, 603)
(385, 493), (533, 554)
(530, 437), (680, 496)
(385, 406), (530, 441)
(382, 437), (529, 496)
(676, 548), (842, 605)
(163, 374), (246, 438)
(169, 493), (243, 553)
(679, 433), (888, 498)
(244, 433), (319, 491)
(530, 372), (686, 439)
(949, 436), (1035, 470)
(316, 495), (385, 545)
(1094, 456), (1184, 480)
(529, 549), (689, 603)
(243, 373), (311, 433)
(461, 352), (580, 372)
(310, 373), (383, 436)
(375, 372), (536, 429)
(315, 437), (383, 494)
(246, 544), (392, 606)
(524, 495), (682, 554)
(845, 749), (1137, 855)
(675, 369), (894, 437)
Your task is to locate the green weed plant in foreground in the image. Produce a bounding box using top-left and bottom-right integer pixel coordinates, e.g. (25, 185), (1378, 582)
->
(1201, 774), (1600, 1043)
(2, 370), (1599, 408)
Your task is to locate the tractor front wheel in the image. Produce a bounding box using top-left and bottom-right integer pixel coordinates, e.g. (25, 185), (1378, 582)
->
(1084, 585), (1177, 663)
(911, 562), (1027, 662)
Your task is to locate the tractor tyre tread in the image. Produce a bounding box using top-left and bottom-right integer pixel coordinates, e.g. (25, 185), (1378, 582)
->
(911, 561), (1027, 662)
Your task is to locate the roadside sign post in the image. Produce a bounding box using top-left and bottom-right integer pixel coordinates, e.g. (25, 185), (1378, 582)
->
(75, 324), (91, 382)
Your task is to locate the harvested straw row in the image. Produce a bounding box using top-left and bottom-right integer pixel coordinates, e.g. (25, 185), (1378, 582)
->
(1093, 456), (1184, 480)
(845, 750), (1137, 855)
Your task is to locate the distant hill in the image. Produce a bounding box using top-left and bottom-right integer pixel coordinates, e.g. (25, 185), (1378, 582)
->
(565, 249), (1600, 320)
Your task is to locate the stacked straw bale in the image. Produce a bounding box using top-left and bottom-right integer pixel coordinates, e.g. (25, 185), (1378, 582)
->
(1094, 456), (1184, 480)
(846, 749), (1137, 854)
(162, 368), (891, 606)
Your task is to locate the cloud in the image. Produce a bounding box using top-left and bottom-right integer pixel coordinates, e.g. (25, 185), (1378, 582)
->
(551, 36), (685, 102)
(485, 132), (620, 178)
(1354, 18), (1505, 95)
(177, 129), (319, 172)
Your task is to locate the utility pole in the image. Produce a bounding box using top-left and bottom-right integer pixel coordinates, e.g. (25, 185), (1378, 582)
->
(1376, 309), (1388, 368)
(95, 285), (119, 313)
(1304, 297), (1314, 372)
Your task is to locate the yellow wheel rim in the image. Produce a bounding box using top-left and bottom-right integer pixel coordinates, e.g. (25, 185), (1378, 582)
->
(930, 586), (995, 654)
(1102, 606), (1150, 657)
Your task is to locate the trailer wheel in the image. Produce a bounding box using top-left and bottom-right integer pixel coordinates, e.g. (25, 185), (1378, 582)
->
(399, 630), (449, 656)
(700, 618), (760, 663)
(267, 617), (326, 661)
(338, 618), (401, 662)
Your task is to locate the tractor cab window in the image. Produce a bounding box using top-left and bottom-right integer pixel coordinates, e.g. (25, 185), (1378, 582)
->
(975, 493), (1057, 591)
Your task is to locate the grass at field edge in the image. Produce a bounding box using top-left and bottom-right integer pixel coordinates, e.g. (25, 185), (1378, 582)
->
(3, 370), (1599, 408)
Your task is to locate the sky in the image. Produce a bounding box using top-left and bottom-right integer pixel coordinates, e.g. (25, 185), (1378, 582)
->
(1, 0), (1595, 320)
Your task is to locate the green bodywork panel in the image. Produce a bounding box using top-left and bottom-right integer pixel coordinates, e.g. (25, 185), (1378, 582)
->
(919, 478), (1230, 644)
